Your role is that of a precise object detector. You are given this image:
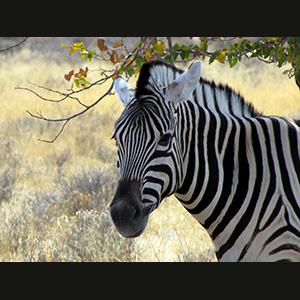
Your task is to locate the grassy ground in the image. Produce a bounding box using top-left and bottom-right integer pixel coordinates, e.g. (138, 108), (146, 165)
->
(1, 38), (300, 261)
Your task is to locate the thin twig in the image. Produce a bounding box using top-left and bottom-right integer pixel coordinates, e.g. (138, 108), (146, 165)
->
(0, 37), (29, 54)
(16, 76), (110, 109)
(38, 119), (70, 143)
(167, 37), (174, 66)
(16, 83), (89, 108)
(26, 74), (116, 143)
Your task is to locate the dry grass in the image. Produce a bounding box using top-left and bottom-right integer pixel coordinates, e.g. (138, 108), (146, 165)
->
(1, 38), (300, 262)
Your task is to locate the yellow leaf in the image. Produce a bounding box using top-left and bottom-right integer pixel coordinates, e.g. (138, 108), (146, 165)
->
(69, 42), (84, 55)
(113, 42), (123, 48)
(153, 41), (165, 55)
(118, 54), (125, 62)
(216, 50), (226, 64)
(132, 39), (142, 50)
(134, 67), (140, 77)
(145, 47), (152, 61)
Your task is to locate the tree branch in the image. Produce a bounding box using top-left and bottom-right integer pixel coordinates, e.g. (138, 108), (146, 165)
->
(167, 37), (174, 66)
(24, 72), (117, 143)
(0, 37), (29, 54)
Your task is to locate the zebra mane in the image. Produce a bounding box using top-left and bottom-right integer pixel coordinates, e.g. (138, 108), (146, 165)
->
(136, 60), (262, 118)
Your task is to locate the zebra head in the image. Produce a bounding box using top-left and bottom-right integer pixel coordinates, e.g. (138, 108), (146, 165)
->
(110, 60), (201, 238)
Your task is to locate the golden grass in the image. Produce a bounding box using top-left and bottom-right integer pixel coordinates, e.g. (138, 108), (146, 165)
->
(1, 39), (300, 261)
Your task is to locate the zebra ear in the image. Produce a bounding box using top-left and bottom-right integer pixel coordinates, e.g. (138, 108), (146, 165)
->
(166, 60), (201, 105)
(114, 76), (135, 107)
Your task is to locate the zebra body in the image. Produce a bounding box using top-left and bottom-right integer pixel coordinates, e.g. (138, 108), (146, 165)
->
(110, 60), (300, 261)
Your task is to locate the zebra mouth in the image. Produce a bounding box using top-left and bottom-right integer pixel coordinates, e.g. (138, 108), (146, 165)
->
(110, 180), (150, 238)
(118, 215), (149, 238)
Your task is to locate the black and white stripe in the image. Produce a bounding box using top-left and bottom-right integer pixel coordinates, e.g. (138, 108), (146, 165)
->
(111, 60), (300, 261)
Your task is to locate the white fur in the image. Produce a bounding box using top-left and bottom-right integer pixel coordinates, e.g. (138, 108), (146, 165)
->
(165, 60), (201, 105)
(114, 76), (135, 107)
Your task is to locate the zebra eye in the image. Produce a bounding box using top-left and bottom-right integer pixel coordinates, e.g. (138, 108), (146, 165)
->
(158, 132), (172, 146)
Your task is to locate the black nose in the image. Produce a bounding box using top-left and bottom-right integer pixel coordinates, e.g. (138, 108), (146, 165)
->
(110, 180), (149, 238)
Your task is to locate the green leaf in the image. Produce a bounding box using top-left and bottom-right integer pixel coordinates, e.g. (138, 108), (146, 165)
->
(179, 46), (188, 60)
(74, 79), (81, 89)
(278, 55), (287, 67)
(136, 56), (144, 71)
(127, 66), (134, 77)
(228, 52), (238, 68)
(118, 65), (125, 75)
(264, 45), (274, 59)
(87, 50), (95, 62)
(201, 40), (208, 54)
(246, 43), (253, 51)
(209, 50), (220, 64)
(172, 43), (180, 51)
(81, 76), (90, 85)
(252, 41), (260, 49)
(229, 57), (238, 68)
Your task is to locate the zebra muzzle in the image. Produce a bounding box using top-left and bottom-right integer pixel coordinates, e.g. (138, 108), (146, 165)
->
(110, 180), (149, 238)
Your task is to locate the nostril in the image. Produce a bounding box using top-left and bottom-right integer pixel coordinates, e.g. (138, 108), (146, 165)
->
(110, 199), (142, 223)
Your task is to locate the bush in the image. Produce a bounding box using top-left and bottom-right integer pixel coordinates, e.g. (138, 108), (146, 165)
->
(0, 166), (137, 262)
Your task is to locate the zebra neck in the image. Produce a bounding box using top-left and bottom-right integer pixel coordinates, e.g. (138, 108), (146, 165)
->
(174, 78), (261, 217)
(175, 93), (249, 235)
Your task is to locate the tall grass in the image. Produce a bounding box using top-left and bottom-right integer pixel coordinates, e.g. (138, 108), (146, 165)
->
(1, 38), (300, 261)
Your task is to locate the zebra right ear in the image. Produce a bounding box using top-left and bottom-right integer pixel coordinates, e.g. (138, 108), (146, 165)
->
(114, 76), (135, 107)
(166, 60), (201, 105)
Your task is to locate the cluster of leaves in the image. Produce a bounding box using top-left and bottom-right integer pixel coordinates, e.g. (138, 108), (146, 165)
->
(61, 37), (300, 90)
(21, 37), (300, 143)
(203, 37), (300, 80)
(96, 37), (168, 78)
(61, 43), (94, 88)
(64, 67), (89, 88)
(60, 37), (170, 87)
(61, 42), (95, 62)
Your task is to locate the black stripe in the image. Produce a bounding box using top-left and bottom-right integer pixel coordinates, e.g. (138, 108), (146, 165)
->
(143, 188), (160, 200)
(255, 118), (277, 230)
(216, 120), (264, 259)
(260, 196), (283, 231)
(269, 243), (300, 255)
(288, 122), (300, 186)
(212, 120), (249, 240)
(272, 118), (300, 220)
(187, 110), (218, 214)
(203, 120), (236, 229)
(176, 101), (196, 197)
(217, 113), (228, 154)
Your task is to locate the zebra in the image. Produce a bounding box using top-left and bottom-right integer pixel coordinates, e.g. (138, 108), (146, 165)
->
(109, 59), (300, 262)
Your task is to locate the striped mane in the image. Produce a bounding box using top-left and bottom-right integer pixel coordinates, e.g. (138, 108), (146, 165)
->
(136, 60), (262, 118)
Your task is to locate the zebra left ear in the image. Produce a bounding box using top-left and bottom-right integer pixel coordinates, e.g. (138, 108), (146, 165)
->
(114, 76), (135, 107)
(166, 60), (201, 105)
